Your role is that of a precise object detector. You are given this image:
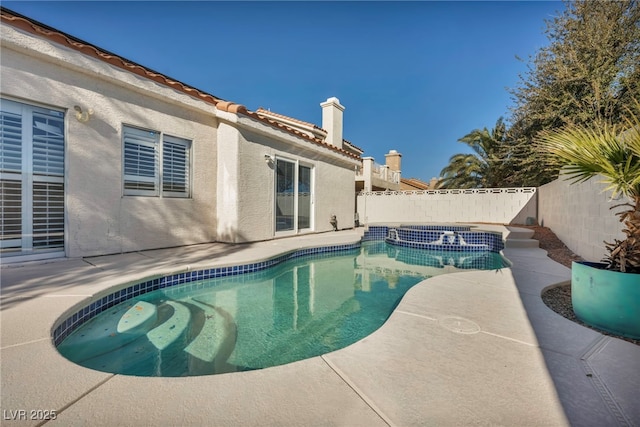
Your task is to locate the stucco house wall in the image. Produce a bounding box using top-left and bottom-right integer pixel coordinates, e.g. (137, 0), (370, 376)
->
(216, 112), (357, 243)
(1, 23), (219, 258)
(1, 11), (360, 259)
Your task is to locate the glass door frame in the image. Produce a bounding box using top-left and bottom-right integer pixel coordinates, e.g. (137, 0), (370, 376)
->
(273, 156), (314, 237)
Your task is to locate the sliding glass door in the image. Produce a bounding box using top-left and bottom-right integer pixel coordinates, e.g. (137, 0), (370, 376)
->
(275, 158), (312, 234)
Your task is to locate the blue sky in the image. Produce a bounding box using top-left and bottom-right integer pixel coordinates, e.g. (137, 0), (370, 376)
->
(4, 1), (564, 181)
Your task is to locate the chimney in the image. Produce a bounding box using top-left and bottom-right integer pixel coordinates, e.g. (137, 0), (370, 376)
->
(385, 149), (402, 172)
(320, 97), (345, 149)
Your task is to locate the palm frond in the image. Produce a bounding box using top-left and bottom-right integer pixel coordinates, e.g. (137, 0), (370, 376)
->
(536, 121), (640, 199)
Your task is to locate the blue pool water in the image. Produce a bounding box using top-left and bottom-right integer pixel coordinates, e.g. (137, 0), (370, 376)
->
(57, 241), (506, 377)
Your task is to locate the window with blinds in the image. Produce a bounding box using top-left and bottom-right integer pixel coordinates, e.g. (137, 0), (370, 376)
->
(0, 106), (22, 252)
(123, 126), (159, 196)
(1, 98), (65, 257)
(0, 180), (21, 251)
(162, 135), (190, 197)
(123, 125), (191, 197)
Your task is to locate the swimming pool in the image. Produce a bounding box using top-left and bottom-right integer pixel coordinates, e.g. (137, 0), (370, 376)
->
(56, 240), (507, 377)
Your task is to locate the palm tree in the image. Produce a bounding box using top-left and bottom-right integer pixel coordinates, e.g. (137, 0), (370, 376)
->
(440, 118), (511, 189)
(536, 108), (640, 272)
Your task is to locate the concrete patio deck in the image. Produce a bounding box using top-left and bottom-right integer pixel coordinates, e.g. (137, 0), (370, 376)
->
(1, 226), (638, 426)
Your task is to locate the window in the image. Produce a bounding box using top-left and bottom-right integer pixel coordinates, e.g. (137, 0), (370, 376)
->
(123, 125), (191, 197)
(1, 98), (65, 257)
(162, 135), (190, 197)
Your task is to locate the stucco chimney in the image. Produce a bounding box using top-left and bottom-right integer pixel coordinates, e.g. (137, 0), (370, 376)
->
(320, 97), (345, 149)
(385, 149), (402, 172)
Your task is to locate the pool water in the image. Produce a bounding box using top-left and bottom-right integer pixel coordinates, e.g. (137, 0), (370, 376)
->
(58, 242), (506, 377)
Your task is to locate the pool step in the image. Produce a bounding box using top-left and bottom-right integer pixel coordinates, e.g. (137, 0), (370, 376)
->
(504, 227), (537, 248)
(185, 299), (229, 363)
(147, 301), (191, 350)
(57, 300), (157, 362)
(504, 238), (539, 248)
(506, 227), (535, 240)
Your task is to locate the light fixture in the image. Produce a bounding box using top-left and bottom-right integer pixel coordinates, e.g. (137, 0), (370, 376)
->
(264, 154), (274, 164)
(74, 105), (94, 123)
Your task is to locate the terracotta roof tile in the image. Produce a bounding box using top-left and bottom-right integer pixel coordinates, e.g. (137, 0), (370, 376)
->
(342, 138), (364, 152)
(216, 101), (248, 114)
(256, 107), (324, 131)
(244, 111), (360, 160)
(253, 107), (361, 160)
(401, 177), (431, 190)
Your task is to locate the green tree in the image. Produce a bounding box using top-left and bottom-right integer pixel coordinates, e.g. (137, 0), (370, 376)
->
(512, 0), (640, 129)
(508, 0), (640, 185)
(440, 118), (512, 188)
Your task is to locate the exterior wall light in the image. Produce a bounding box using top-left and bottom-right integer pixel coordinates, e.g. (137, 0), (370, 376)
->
(264, 154), (274, 165)
(74, 105), (94, 123)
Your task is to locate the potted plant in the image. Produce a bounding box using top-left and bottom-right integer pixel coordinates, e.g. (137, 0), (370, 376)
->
(536, 108), (640, 339)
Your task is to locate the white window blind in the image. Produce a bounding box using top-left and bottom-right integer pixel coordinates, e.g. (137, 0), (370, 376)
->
(31, 109), (64, 251)
(0, 180), (22, 250)
(33, 111), (64, 176)
(32, 181), (64, 249)
(123, 125), (191, 197)
(162, 135), (190, 197)
(0, 106), (23, 251)
(123, 126), (159, 196)
(0, 109), (22, 173)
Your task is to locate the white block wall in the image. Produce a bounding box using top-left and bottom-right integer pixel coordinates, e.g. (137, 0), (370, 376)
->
(538, 174), (626, 262)
(356, 188), (537, 225)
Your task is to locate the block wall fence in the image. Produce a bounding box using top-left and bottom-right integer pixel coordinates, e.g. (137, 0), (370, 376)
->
(357, 176), (626, 263)
(356, 188), (537, 226)
(538, 174), (626, 263)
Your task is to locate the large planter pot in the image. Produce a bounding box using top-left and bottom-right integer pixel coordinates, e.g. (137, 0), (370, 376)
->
(571, 261), (640, 339)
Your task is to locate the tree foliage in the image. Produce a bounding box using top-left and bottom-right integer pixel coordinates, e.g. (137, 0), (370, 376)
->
(512, 0), (640, 130)
(440, 118), (513, 188)
(440, 0), (640, 188)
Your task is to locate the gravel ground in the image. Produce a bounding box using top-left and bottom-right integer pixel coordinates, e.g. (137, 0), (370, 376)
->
(522, 226), (639, 346)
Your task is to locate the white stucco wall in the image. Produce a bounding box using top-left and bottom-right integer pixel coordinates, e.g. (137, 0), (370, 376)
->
(2, 22), (360, 256)
(1, 25), (218, 257)
(356, 188), (537, 225)
(538, 174), (626, 262)
(216, 113), (358, 243)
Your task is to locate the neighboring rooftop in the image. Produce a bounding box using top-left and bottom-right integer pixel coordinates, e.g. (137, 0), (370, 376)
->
(256, 107), (364, 157)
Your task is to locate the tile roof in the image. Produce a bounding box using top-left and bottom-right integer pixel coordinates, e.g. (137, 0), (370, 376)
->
(256, 107), (325, 132)
(0, 7), (360, 161)
(401, 177), (431, 190)
(256, 108), (364, 155)
(342, 138), (364, 153)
